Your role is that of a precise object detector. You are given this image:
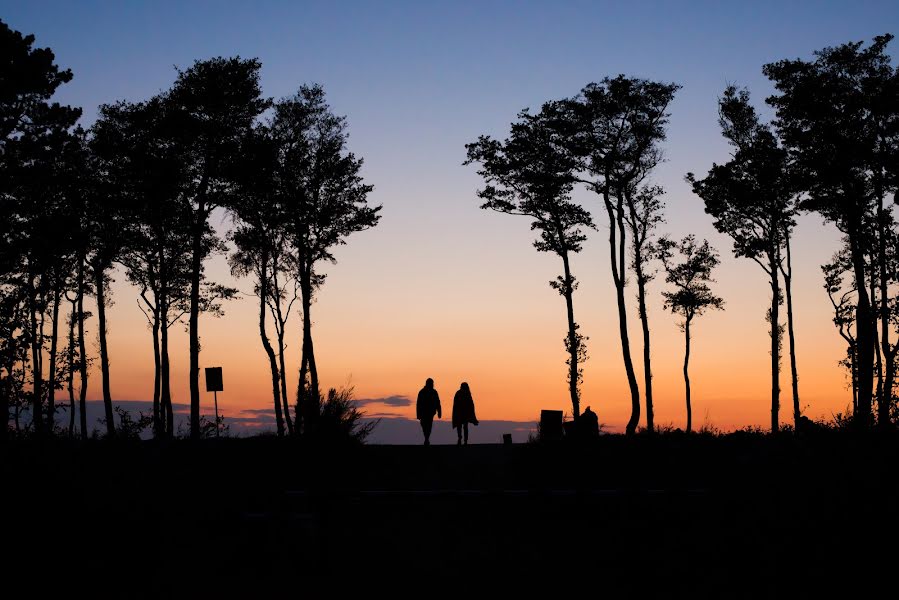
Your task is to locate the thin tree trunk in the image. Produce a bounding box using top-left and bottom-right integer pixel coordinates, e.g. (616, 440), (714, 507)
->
(560, 249), (580, 418)
(782, 236), (800, 428)
(849, 226), (874, 426)
(273, 285), (293, 435)
(605, 191), (640, 435)
(77, 255), (88, 441)
(769, 258), (780, 434)
(16, 353), (26, 432)
(299, 268), (320, 429)
(684, 317), (692, 433)
(296, 351), (308, 434)
(635, 257), (653, 433)
(47, 285), (61, 433)
(95, 264), (114, 437)
(258, 249), (284, 436)
(188, 202), (205, 440)
(151, 309), (161, 437)
(68, 298), (76, 437)
(160, 296), (174, 437)
(1, 360), (9, 442)
(28, 273), (43, 434)
(277, 328), (293, 435)
(877, 190), (894, 428)
(2, 347), (14, 441)
(871, 257), (883, 408)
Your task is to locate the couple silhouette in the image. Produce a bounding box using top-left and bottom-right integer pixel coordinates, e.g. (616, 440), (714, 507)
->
(416, 378), (479, 445)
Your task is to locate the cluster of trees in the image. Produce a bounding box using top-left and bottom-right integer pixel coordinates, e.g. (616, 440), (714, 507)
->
(0, 19), (380, 440)
(2, 17), (897, 440)
(468, 34), (899, 433)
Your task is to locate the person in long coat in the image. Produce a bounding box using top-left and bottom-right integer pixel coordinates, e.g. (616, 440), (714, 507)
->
(452, 382), (479, 445)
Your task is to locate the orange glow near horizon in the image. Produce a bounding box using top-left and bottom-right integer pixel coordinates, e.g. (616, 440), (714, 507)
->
(85, 205), (854, 435)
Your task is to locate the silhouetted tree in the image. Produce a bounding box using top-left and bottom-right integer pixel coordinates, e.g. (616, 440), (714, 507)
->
(687, 86), (797, 433)
(230, 130), (290, 436)
(268, 85), (380, 433)
(623, 184), (665, 432)
(268, 245), (299, 436)
(466, 105), (592, 418)
(95, 98), (177, 436)
(764, 35), (899, 427)
(658, 235), (724, 433)
(823, 246), (860, 412)
(0, 288), (28, 440)
(563, 76), (680, 434)
(87, 133), (129, 437)
(96, 96), (233, 438)
(0, 19), (81, 435)
(63, 292), (78, 436)
(166, 57), (269, 439)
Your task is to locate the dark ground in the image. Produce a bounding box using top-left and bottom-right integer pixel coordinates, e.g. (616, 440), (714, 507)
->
(4, 432), (898, 597)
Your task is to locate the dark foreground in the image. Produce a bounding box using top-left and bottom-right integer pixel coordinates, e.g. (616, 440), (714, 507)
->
(5, 432), (898, 597)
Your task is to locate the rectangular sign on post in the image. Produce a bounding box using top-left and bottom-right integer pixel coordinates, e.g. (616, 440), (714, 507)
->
(205, 367), (223, 392)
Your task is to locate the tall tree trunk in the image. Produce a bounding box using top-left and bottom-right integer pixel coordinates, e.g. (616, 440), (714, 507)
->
(77, 255), (88, 441)
(273, 290), (293, 435)
(160, 296), (174, 437)
(877, 191), (894, 428)
(151, 309), (161, 438)
(28, 273), (43, 434)
(47, 285), (61, 433)
(782, 235), (800, 428)
(849, 226), (874, 426)
(16, 354), (26, 432)
(769, 257), (781, 434)
(2, 351), (13, 441)
(68, 298), (76, 437)
(258, 249), (284, 436)
(299, 271), (320, 428)
(277, 327), (293, 435)
(871, 257), (883, 408)
(95, 264), (114, 437)
(635, 257), (653, 433)
(560, 249), (580, 418)
(296, 352), (308, 434)
(684, 317), (692, 433)
(605, 192), (640, 435)
(1, 363), (9, 442)
(188, 202), (205, 440)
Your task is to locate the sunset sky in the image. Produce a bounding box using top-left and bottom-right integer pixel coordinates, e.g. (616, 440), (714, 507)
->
(4, 1), (898, 439)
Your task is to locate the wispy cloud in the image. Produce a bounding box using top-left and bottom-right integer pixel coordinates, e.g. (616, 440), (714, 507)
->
(355, 395), (411, 408)
(240, 408), (277, 416)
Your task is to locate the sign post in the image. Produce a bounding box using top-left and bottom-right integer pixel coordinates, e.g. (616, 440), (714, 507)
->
(205, 367), (223, 438)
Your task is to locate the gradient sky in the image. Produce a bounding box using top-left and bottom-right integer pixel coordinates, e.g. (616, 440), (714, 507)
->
(4, 1), (898, 437)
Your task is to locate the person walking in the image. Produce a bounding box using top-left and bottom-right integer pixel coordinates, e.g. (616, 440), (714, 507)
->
(452, 382), (479, 445)
(416, 377), (441, 445)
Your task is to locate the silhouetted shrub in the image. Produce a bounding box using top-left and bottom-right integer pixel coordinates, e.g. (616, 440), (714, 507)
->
(178, 414), (230, 439)
(109, 406), (153, 439)
(309, 385), (377, 443)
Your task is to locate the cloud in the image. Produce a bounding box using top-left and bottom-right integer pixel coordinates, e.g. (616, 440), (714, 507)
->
(84, 399), (191, 413)
(240, 408), (278, 416)
(355, 395), (411, 408)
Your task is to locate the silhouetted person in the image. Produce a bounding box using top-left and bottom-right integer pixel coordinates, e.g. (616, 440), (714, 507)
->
(577, 405), (599, 439)
(452, 382), (479, 445)
(416, 378), (441, 445)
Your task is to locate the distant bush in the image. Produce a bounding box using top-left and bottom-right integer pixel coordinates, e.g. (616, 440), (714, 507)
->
(114, 406), (153, 440)
(308, 385), (377, 444)
(177, 414), (230, 439)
